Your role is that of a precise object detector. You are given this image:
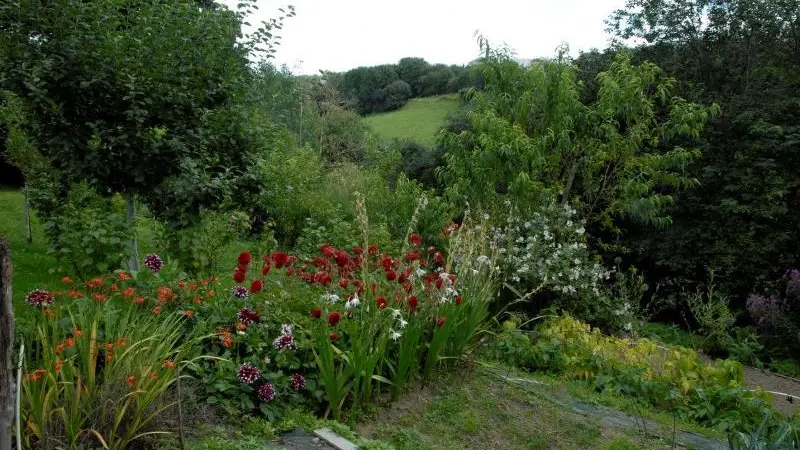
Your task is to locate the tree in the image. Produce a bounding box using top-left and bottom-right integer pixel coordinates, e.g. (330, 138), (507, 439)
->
(397, 57), (431, 96)
(0, 0), (292, 269)
(440, 49), (718, 238)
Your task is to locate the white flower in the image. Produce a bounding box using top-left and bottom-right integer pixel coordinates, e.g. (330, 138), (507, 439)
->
(415, 268), (426, 277)
(322, 293), (340, 304)
(281, 323), (293, 334)
(398, 318), (408, 329)
(476, 255), (491, 265)
(576, 227), (585, 235)
(623, 322), (632, 331)
(345, 294), (360, 309)
(389, 329), (402, 341)
(483, 213), (490, 220)
(390, 308), (402, 319)
(445, 287), (459, 297)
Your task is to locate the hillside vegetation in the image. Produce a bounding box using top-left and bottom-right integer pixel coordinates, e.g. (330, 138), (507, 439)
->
(364, 95), (459, 146)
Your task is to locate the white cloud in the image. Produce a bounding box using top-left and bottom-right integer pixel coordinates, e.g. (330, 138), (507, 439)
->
(221, 0), (625, 75)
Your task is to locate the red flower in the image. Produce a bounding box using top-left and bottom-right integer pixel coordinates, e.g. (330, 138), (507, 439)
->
(237, 251), (252, 266)
(328, 311), (341, 326)
(376, 296), (388, 309)
(436, 316), (446, 328)
(408, 296), (418, 313)
(311, 308), (322, 319)
(272, 251), (289, 268)
(435, 278), (444, 289)
(455, 295), (463, 306)
(329, 332), (340, 341)
(403, 251), (420, 263)
(339, 278), (349, 289)
(251, 279), (264, 293)
(380, 256), (393, 271)
(334, 250), (350, 267)
(262, 265), (271, 276)
(320, 244), (335, 257)
(403, 281), (413, 293)
(408, 233), (422, 246)
(434, 252), (444, 265)
(315, 272), (332, 286)
(353, 280), (364, 294)
(368, 245), (379, 255)
(233, 270), (246, 283)
(386, 269), (397, 282)
(352, 245), (364, 255)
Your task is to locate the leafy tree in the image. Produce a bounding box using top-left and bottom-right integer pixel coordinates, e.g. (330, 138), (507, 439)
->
(397, 57), (431, 96)
(0, 0), (293, 269)
(440, 49), (718, 237)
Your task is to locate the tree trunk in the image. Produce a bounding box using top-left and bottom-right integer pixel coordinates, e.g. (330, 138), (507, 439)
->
(0, 237), (14, 450)
(23, 186), (32, 244)
(126, 192), (141, 272)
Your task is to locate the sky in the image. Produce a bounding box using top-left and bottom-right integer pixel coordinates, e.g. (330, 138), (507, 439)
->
(221, 0), (626, 75)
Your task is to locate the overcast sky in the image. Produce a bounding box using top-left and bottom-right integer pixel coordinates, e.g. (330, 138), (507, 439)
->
(222, 0), (626, 75)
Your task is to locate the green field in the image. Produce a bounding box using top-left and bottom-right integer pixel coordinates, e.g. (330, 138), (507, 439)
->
(364, 95), (460, 147)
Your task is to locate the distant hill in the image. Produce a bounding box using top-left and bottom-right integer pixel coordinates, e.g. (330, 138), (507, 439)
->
(364, 95), (460, 147)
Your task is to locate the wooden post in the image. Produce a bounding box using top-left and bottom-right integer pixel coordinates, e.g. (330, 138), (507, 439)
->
(0, 237), (14, 450)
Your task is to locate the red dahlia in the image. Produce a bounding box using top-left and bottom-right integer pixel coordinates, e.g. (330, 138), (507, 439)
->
(233, 270), (246, 283)
(408, 233), (422, 246)
(272, 251), (289, 268)
(26, 289), (54, 308)
(237, 251), (252, 266)
(328, 311), (341, 326)
(311, 308), (322, 319)
(250, 279), (263, 293)
(376, 296), (388, 309)
(386, 269), (397, 282)
(408, 296), (418, 313)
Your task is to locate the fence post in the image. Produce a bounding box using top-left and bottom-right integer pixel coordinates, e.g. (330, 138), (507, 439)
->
(0, 237), (14, 450)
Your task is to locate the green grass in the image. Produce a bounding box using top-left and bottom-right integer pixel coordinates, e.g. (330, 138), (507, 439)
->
(364, 95), (460, 147)
(639, 322), (702, 349)
(0, 189), (59, 324)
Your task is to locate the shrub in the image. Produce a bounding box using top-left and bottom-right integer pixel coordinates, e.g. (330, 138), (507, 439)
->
(747, 269), (800, 359)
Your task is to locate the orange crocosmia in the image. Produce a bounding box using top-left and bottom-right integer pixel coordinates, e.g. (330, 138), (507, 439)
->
(201, 279), (209, 287)
(123, 287), (136, 298)
(222, 337), (233, 348)
(85, 277), (104, 289)
(152, 305), (162, 315)
(192, 296), (202, 305)
(43, 308), (56, 318)
(61, 276), (73, 285)
(68, 289), (82, 299)
(55, 343), (65, 354)
(117, 272), (131, 281)
(156, 286), (175, 303)
(115, 338), (128, 347)
(191, 282), (199, 291)
(148, 372), (159, 381)
(184, 309), (194, 319)
(93, 293), (108, 303)
(73, 328), (83, 338)
(104, 342), (114, 352)
(133, 296), (145, 305)
(65, 338), (75, 348)
(206, 290), (215, 298)
(54, 359), (63, 371)
(235, 322), (247, 331)
(110, 283), (119, 292)
(162, 360), (175, 370)
(177, 280), (186, 289)
(127, 376), (136, 387)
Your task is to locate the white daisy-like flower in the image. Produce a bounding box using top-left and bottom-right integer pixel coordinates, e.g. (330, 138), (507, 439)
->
(415, 268), (426, 277)
(389, 329), (402, 341)
(322, 293), (340, 304)
(345, 296), (360, 309)
(389, 308), (402, 319)
(398, 318), (408, 329)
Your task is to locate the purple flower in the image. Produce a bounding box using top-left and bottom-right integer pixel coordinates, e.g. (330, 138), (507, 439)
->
(231, 286), (250, 299)
(237, 363), (260, 384)
(747, 294), (785, 329)
(26, 289), (54, 308)
(257, 383), (276, 401)
(273, 324), (296, 351)
(143, 253), (164, 273)
(290, 373), (305, 391)
(237, 308), (259, 325)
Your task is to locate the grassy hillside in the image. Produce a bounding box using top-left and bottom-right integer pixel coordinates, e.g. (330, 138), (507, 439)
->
(364, 95), (460, 147)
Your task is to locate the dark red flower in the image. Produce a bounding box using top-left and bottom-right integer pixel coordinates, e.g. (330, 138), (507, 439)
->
(408, 296), (418, 313)
(320, 244), (335, 257)
(233, 270), (246, 283)
(311, 308), (322, 319)
(290, 373), (306, 391)
(334, 250), (350, 267)
(436, 316), (446, 328)
(376, 296), (388, 309)
(408, 233), (422, 246)
(329, 332), (340, 341)
(315, 272), (332, 286)
(328, 311), (341, 326)
(427, 246), (436, 254)
(237, 251), (252, 266)
(353, 280), (365, 294)
(262, 265), (271, 276)
(455, 295), (462, 306)
(434, 252), (444, 265)
(371, 283), (377, 295)
(272, 251), (289, 268)
(435, 278), (444, 289)
(403, 251), (420, 263)
(352, 245), (364, 255)
(250, 279), (263, 293)
(257, 383), (276, 401)
(386, 269), (397, 282)
(403, 282), (413, 293)
(380, 256), (393, 271)
(339, 278), (349, 289)
(237, 308), (259, 325)
(368, 245), (379, 255)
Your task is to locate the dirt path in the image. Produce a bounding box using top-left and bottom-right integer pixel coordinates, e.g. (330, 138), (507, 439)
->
(741, 365), (800, 416)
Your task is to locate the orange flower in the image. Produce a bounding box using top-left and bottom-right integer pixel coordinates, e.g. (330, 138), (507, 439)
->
(183, 309), (194, 319)
(117, 272), (131, 281)
(192, 296), (202, 305)
(148, 371), (159, 381)
(61, 276), (73, 285)
(201, 279), (209, 287)
(110, 283), (119, 292)
(152, 305), (162, 315)
(55, 343), (65, 354)
(54, 359), (63, 371)
(235, 322), (247, 331)
(222, 337), (233, 348)
(190, 282), (199, 291)
(104, 342), (115, 352)
(26, 369), (47, 382)
(127, 376), (136, 387)
(93, 293), (108, 303)
(162, 360), (175, 370)
(65, 337), (74, 348)
(177, 280), (186, 289)
(73, 328), (83, 338)
(85, 277), (104, 289)
(156, 286), (175, 303)
(43, 308), (56, 318)
(115, 338), (128, 347)
(122, 287), (136, 298)
(133, 296), (145, 305)
(206, 290), (215, 298)
(68, 289), (82, 299)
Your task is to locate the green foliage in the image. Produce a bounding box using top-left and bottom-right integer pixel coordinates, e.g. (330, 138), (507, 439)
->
(364, 95), (460, 148)
(441, 49), (717, 235)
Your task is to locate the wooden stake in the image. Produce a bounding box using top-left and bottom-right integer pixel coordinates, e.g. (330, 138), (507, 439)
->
(0, 237), (15, 450)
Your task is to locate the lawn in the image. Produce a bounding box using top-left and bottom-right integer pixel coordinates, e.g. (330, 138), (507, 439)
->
(0, 188), (59, 327)
(364, 95), (460, 147)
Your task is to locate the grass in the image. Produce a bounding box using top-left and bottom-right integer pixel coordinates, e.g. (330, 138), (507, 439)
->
(356, 369), (679, 450)
(364, 95), (460, 147)
(0, 189), (59, 324)
(639, 322), (702, 349)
